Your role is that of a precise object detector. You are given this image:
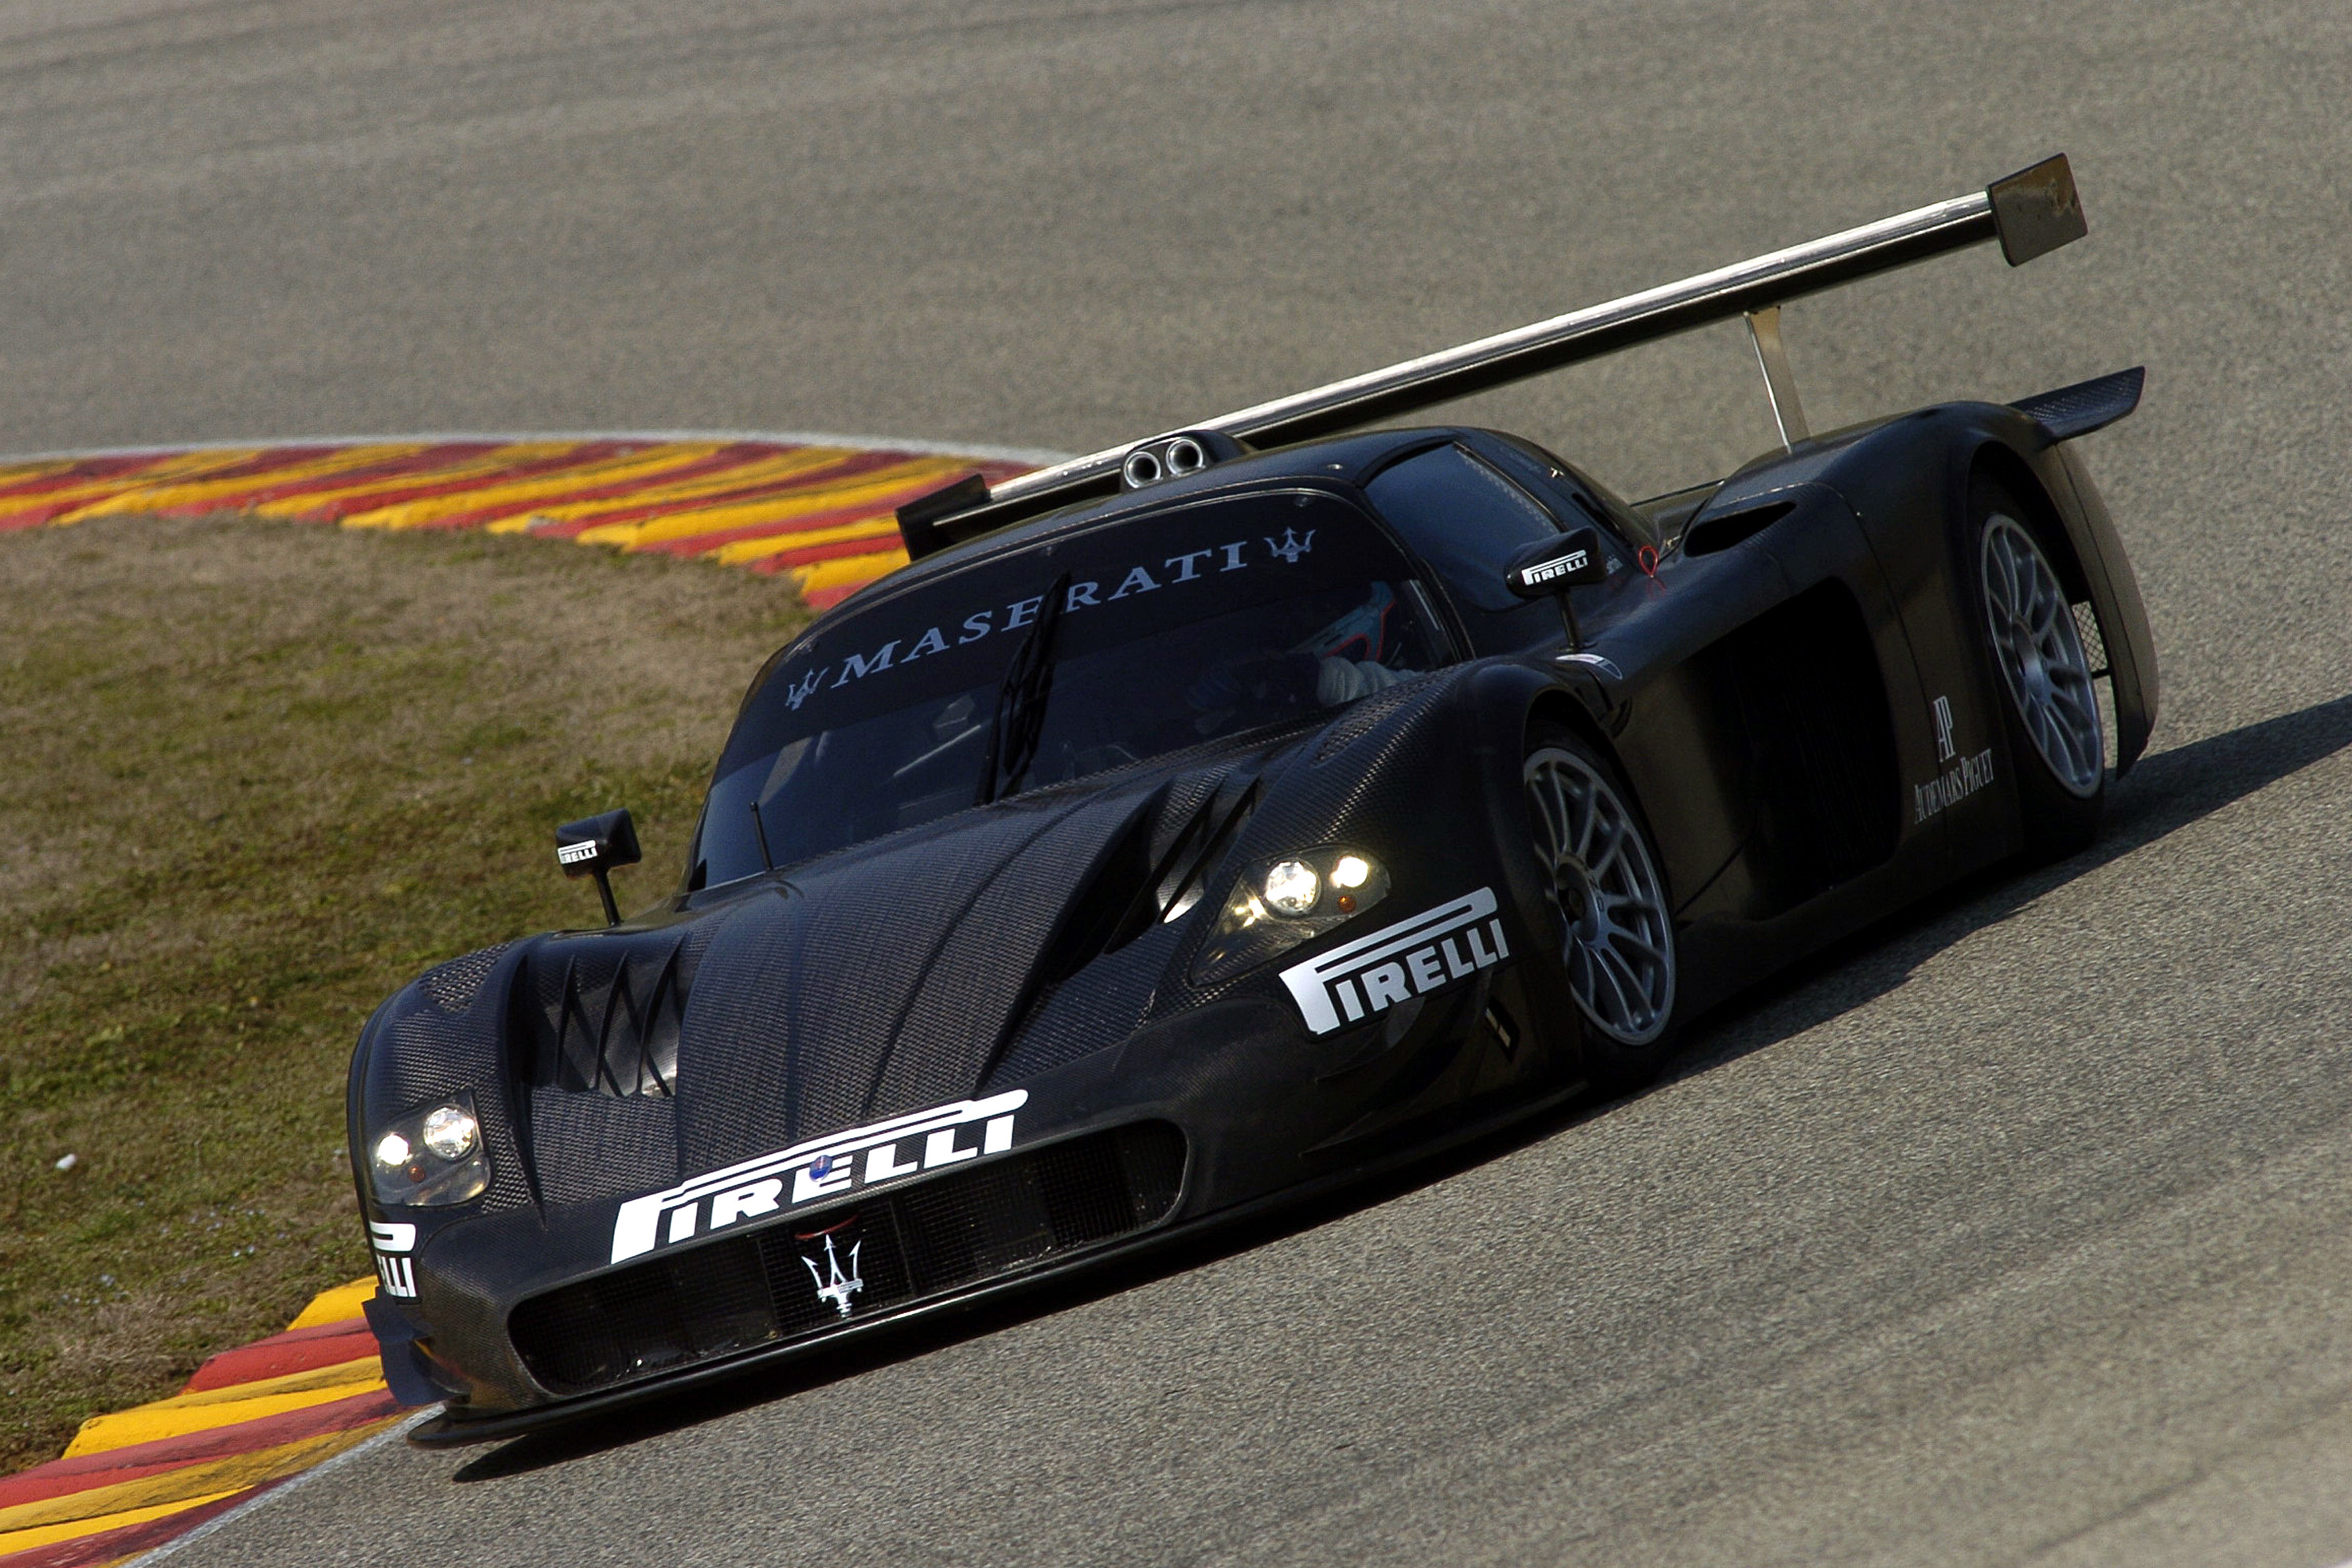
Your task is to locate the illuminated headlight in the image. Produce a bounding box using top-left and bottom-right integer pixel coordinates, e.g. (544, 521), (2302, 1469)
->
(366, 1091), (491, 1207)
(1262, 859), (1320, 917)
(420, 1105), (479, 1161)
(1192, 847), (1391, 985)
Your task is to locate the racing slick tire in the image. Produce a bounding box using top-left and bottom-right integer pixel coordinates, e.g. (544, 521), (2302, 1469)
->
(1965, 472), (2106, 862)
(1522, 723), (1681, 1091)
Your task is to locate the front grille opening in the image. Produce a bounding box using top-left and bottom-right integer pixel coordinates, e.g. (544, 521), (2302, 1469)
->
(509, 1122), (1186, 1398)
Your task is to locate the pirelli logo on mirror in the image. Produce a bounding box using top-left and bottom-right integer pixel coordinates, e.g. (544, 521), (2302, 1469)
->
(1517, 548), (1590, 589)
(1278, 887), (1510, 1035)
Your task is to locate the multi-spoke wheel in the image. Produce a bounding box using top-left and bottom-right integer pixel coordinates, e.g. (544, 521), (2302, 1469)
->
(1523, 737), (1676, 1054)
(1980, 514), (2103, 798)
(1966, 475), (2105, 858)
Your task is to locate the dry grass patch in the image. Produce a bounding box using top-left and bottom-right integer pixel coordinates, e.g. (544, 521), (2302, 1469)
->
(0, 515), (807, 1469)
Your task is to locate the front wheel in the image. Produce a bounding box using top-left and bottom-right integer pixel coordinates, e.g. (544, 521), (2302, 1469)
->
(1970, 478), (2105, 859)
(1523, 726), (1680, 1089)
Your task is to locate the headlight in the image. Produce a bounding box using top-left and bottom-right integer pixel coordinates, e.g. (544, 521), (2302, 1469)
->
(1262, 858), (1320, 916)
(1192, 847), (1391, 986)
(368, 1091), (491, 1207)
(420, 1105), (479, 1161)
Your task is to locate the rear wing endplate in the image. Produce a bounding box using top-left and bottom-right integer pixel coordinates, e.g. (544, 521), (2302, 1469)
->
(902, 154), (2090, 558)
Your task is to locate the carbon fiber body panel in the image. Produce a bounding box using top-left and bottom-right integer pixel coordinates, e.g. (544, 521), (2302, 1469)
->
(352, 405), (2156, 1437)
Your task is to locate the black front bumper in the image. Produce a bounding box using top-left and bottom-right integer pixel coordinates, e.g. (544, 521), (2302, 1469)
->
(508, 1120), (1184, 1399)
(408, 1121), (1197, 1448)
(405, 1059), (1587, 1450)
(394, 962), (1568, 1447)
(394, 994), (1331, 1442)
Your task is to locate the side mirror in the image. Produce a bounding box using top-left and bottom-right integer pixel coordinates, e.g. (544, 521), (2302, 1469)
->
(556, 807), (640, 926)
(1505, 528), (1608, 599)
(1503, 529), (1608, 651)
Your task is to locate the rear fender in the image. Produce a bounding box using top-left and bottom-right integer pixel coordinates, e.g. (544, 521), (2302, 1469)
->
(2020, 438), (2158, 775)
(1949, 411), (2158, 778)
(1803, 405), (2157, 780)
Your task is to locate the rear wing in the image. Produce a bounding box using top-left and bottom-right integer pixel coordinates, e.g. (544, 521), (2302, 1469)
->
(901, 154), (2089, 560)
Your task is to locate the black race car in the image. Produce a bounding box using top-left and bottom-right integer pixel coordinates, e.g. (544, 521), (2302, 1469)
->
(353, 155), (2156, 1444)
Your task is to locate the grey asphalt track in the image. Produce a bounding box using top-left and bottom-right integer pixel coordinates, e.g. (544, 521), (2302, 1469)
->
(12, 1), (2352, 1563)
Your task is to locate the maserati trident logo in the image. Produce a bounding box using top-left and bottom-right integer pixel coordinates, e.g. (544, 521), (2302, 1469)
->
(1263, 526), (1317, 564)
(784, 668), (824, 710)
(800, 1228), (865, 1318)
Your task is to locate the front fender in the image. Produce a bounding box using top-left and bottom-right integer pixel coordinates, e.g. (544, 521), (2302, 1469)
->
(346, 942), (537, 1317)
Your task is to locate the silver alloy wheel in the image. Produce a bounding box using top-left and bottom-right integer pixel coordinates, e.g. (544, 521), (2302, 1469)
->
(1980, 514), (2103, 798)
(1524, 745), (1675, 1046)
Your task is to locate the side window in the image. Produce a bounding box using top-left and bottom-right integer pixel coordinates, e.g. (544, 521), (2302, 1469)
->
(1482, 434), (1660, 553)
(1365, 443), (1567, 651)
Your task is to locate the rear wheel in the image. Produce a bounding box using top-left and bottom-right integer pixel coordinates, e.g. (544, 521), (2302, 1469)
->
(1969, 477), (2104, 858)
(1523, 726), (1679, 1087)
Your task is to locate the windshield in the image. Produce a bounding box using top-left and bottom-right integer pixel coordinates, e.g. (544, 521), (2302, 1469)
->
(691, 488), (1448, 885)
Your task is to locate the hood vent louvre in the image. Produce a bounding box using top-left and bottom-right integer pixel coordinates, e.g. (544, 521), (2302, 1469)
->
(1149, 778), (1257, 929)
(525, 936), (695, 1099)
(1023, 775), (1258, 994)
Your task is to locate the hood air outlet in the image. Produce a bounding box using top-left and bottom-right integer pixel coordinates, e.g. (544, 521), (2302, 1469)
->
(526, 936), (694, 1099)
(1019, 775), (1260, 1000)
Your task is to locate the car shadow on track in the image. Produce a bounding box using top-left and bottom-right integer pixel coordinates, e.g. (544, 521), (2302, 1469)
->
(448, 690), (2352, 1485)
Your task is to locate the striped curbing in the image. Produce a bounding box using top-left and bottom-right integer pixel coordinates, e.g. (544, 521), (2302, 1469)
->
(0, 1278), (405, 1567)
(0, 433), (1048, 609)
(0, 427), (1059, 1560)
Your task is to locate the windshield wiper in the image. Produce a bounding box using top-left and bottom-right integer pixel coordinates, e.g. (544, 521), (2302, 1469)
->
(976, 571), (1072, 805)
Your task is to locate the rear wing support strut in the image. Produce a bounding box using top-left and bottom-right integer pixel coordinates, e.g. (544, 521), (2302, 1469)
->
(902, 154), (2088, 557)
(1743, 305), (1809, 452)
